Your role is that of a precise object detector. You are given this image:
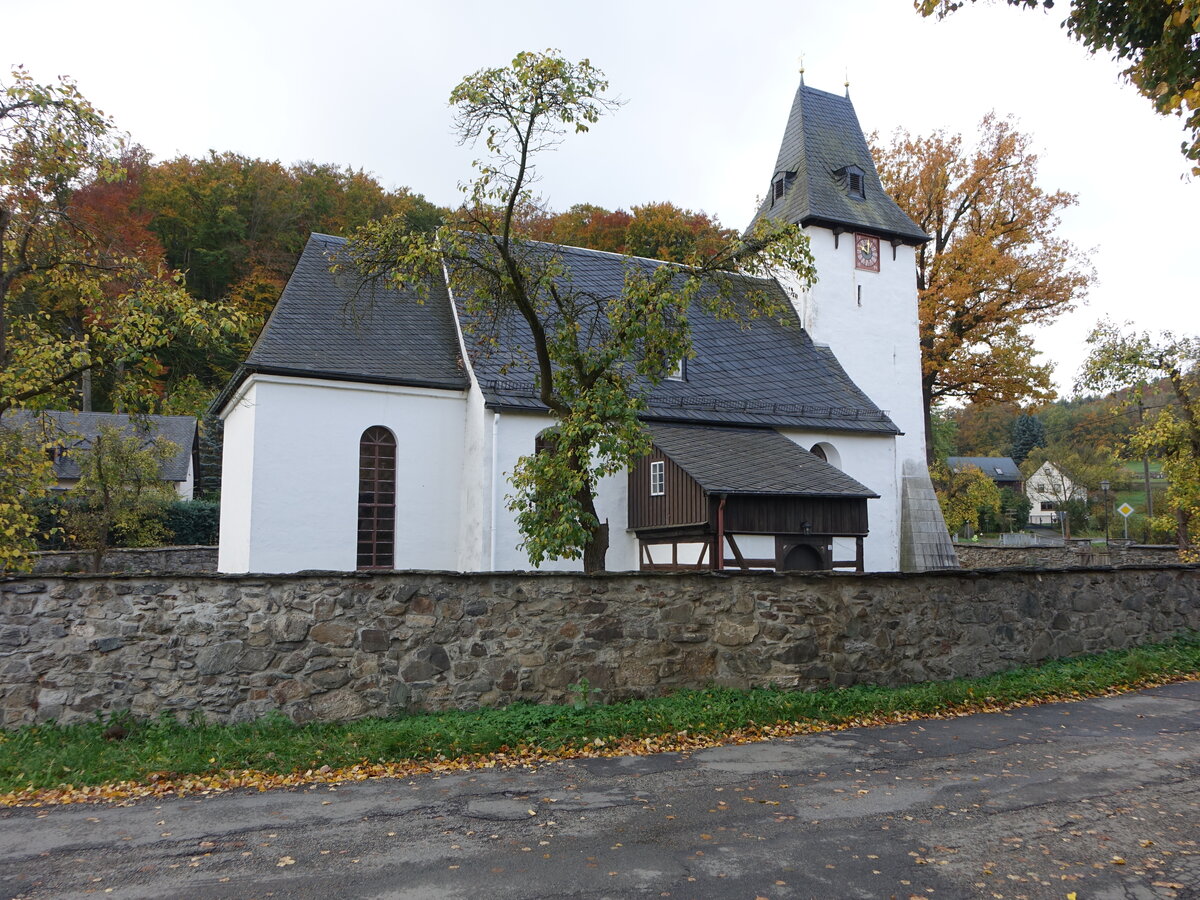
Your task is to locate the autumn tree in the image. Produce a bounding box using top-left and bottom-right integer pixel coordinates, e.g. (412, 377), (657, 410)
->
(918, 0), (1200, 174)
(931, 461), (1003, 535)
(343, 50), (814, 571)
(62, 424), (178, 572)
(0, 67), (246, 566)
(1078, 319), (1200, 557)
(526, 201), (736, 262)
(872, 115), (1093, 458)
(0, 421), (55, 572)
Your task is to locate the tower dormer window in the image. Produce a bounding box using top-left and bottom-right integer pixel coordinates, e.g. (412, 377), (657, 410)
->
(837, 165), (866, 199)
(771, 171), (796, 205)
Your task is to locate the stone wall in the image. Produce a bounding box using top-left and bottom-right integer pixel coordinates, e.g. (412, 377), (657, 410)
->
(1, 566), (1196, 728)
(30, 546), (218, 576)
(954, 544), (1183, 570)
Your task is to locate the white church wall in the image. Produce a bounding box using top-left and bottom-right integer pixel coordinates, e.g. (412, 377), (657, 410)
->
(218, 374), (467, 573)
(455, 381), (490, 572)
(795, 230), (928, 469)
(217, 381), (257, 573)
(490, 411), (639, 572)
(777, 428), (900, 572)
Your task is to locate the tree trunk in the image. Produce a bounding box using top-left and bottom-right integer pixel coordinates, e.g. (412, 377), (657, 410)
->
(583, 521), (609, 574)
(577, 486), (608, 573)
(81, 369), (92, 412)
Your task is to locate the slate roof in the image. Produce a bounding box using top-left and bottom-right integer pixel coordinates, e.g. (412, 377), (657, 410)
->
(213, 233), (469, 411)
(213, 231), (898, 435)
(2, 410), (197, 482)
(946, 456), (1023, 482)
(646, 422), (878, 497)
(451, 239), (899, 434)
(747, 83), (928, 244)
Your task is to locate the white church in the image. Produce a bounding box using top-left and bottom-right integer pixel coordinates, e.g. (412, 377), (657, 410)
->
(213, 80), (957, 575)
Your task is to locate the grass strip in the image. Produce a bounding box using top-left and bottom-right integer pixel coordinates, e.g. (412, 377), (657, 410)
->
(1, 631), (1197, 802)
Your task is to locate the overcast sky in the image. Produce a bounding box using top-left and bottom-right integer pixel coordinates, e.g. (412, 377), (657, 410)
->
(5, 0), (1195, 398)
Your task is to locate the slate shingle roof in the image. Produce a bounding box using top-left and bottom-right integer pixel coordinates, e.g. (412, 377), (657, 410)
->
(452, 240), (899, 434)
(646, 422), (878, 497)
(217, 233), (469, 409)
(946, 456), (1023, 482)
(214, 232), (898, 435)
(2, 410), (196, 481)
(747, 83), (928, 244)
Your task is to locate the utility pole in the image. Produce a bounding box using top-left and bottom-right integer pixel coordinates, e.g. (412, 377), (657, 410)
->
(1137, 399), (1153, 542)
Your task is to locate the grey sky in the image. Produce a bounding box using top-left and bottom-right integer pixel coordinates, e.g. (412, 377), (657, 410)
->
(6, 0), (1195, 397)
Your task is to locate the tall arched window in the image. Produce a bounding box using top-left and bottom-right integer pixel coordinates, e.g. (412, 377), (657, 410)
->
(357, 426), (396, 570)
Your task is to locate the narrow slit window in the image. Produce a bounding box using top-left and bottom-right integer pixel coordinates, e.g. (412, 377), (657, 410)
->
(650, 460), (665, 496)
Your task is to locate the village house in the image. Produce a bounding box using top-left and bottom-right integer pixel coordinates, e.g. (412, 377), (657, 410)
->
(3, 410), (198, 500)
(946, 456), (1024, 495)
(213, 80), (956, 575)
(1025, 459), (1086, 526)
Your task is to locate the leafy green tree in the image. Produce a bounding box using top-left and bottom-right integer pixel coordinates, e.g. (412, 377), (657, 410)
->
(343, 50), (814, 571)
(1078, 318), (1200, 558)
(1008, 413), (1048, 464)
(63, 424), (178, 572)
(929, 407), (960, 462)
(918, 0), (1200, 174)
(0, 68), (247, 563)
(0, 420), (55, 572)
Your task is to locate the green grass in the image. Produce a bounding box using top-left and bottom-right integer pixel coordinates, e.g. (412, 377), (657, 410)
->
(1, 633), (1197, 794)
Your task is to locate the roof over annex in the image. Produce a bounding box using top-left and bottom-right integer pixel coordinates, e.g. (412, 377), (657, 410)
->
(947, 456), (1023, 482)
(646, 422), (878, 498)
(746, 82), (929, 245)
(1, 410), (197, 482)
(214, 232), (898, 435)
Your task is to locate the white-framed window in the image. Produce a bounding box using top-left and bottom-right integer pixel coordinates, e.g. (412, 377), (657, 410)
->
(650, 460), (665, 496)
(667, 358), (686, 381)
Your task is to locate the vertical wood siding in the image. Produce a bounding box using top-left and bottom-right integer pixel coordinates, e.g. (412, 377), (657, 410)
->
(627, 448), (707, 529)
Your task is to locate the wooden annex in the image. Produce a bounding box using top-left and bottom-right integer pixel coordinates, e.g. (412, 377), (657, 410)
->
(628, 423), (877, 573)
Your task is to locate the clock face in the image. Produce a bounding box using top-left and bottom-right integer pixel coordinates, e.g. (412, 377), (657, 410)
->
(855, 234), (880, 272)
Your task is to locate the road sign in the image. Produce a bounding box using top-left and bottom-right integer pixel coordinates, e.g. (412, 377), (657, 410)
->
(1117, 502), (1135, 518)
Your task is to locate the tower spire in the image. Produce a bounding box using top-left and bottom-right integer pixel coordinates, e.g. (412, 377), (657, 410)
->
(798, 54), (805, 86)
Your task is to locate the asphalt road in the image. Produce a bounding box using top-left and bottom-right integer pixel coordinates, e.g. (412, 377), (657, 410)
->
(2, 681), (1197, 900)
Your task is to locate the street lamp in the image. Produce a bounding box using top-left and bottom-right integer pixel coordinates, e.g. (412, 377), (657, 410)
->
(1100, 479), (1111, 548)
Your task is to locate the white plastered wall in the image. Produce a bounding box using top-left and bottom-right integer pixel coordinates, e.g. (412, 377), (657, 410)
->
(488, 410), (639, 572)
(217, 374), (468, 573)
(775, 227), (930, 571)
(778, 428), (899, 572)
(218, 381), (257, 572)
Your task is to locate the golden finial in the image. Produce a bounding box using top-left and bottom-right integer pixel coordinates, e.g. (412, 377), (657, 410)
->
(844, 68), (851, 96)
(798, 54), (805, 85)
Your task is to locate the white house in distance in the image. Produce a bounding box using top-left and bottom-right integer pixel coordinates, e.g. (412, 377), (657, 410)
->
(1025, 460), (1085, 526)
(213, 79), (956, 575)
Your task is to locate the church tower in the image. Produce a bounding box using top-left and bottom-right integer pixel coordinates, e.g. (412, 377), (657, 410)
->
(750, 80), (958, 571)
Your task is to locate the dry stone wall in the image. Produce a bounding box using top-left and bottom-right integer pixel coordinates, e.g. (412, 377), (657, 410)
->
(954, 544), (1182, 570)
(0, 566), (1196, 728)
(31, 546), (218, 575)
